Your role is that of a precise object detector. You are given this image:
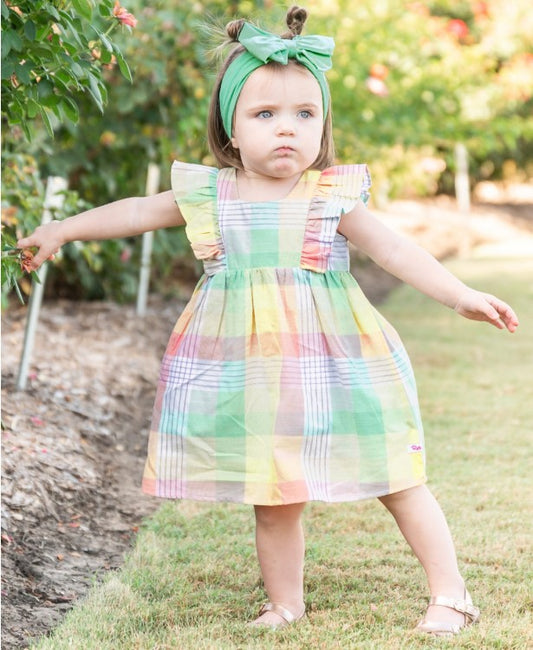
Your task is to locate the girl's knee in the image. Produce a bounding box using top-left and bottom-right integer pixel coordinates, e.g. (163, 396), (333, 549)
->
(254, 503), (305, 528)
(379, 484), (429, 507)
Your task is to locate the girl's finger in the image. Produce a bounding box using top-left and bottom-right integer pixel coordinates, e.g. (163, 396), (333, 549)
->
(17, 236), (32, 248)
(488, 297), (519, 332)
(25, 251), (49, 270)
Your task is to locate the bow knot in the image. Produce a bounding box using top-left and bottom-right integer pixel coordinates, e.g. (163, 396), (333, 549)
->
(238, 22), (334, 73)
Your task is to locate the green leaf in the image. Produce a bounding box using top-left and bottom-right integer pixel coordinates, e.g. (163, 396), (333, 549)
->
(61, 96), (79, 123)
(7, 99), (23, 122)
(47, 5), (60, 21)
(67, 14), (85, 35)
(35, 24), (50, 41)
(114, 47), (133, 83)
(40, 92), (60, 108)
(99, 78), (108, 105)
(61, 41), (79, 57)
(1, 35), (11, 59)
(51, 73), (73, 94)
(49, 101), (63, 119)
(39, 106), (54, 138)
(57, 11), (85, 49)
(55, 68), (75, 86)
(1, 59), (15, 79)
(37, 78), (54, 99)
(30, 270), (41, 285)
(24, 19), (37, 41)
(100, 48), (112, 64)
(96, 29), (113, 52)
(27, 98), (40, 118)
(1, 2), (9, 20)
(20, 117), (32, 141)
(1, 31), (23, 57)
(97, 3), (110, 17)
(13, 279), (25, 304)
(71, 0), (92, 21)
(10, 31), (23, 51)
(86, 74), (104, 112)
(16, 61), (33, 85)
(30, 45), (59, 59)
(70, 61), (85, 78)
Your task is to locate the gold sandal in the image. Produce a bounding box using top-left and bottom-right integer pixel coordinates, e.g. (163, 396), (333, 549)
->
(250, 602), (306, 628)
(416, 591), (480, 637)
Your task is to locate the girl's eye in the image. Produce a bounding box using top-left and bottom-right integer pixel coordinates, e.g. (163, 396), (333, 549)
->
(298, 110), (312, 119)
(257, 110), (273, 119)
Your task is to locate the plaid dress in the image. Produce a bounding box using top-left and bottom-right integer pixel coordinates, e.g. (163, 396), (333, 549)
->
(142, 161), (426, 505)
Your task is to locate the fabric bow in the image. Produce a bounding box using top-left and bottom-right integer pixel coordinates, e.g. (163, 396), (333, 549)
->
(238, 22), (334, 73)
(218, 22), (335, 138)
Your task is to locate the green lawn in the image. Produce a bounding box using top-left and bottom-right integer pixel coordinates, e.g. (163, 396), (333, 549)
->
(33, 257), (533, 650)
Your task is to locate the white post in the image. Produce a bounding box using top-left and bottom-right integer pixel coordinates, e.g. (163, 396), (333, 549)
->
(16, 176), (68, 391)
(136, 162), (160, 317)
(454, 142), (470, 213)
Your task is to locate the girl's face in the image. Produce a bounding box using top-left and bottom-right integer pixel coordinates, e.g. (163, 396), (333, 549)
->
(230, 63), (324, 181)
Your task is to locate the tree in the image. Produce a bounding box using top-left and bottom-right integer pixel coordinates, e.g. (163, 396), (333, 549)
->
(1, 0), (135, 140)
(1, 0), (138, 302)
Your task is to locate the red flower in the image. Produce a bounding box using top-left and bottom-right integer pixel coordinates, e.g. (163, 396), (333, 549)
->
(19, 249), (34, 273)
(370, 63), (389, 80)
(472, 1), (489, 19)
(446, 18), (469, 41)
(113, 1), (137, 28)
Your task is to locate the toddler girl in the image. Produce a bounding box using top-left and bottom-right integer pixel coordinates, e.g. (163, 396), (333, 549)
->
(19, 5), (518, 637)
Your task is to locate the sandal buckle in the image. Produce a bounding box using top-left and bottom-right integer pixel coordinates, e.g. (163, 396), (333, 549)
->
(453, 600), (467, 613)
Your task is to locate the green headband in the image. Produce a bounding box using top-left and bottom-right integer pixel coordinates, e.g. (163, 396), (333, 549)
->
(219, 22), (335, 138)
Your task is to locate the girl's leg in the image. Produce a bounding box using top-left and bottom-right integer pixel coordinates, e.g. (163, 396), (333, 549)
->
(252, 502), (306, 625)
(379, 485), (470, 627)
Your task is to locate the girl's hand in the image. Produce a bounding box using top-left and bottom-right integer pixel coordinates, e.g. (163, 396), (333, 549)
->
(17, 220), (65, 271)
(454, 288), (519, 333)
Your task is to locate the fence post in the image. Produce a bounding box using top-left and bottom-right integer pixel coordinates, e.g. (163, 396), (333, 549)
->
(136, 162), (160, 317)
(16, 176), (68, 391)
(454, 142), (470, 213)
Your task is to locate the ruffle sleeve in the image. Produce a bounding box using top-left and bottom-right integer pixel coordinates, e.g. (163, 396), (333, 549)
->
(170, 161), (224, 268)
(300, 164), (371, 273)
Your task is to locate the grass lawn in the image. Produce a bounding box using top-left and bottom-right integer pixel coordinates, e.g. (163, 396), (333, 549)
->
(32, 257), (533, 650)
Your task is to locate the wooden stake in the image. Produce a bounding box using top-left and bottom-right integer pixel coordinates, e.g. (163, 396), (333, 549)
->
(16, 177), (68, 391)
(136, 163), (160, 317)
(454, 142), (470, 213)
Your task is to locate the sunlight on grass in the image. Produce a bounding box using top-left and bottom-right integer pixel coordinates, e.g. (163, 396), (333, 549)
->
(33, 258), (533, 650)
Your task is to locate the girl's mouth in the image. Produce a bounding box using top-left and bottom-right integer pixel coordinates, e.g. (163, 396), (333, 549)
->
(275, 147), (294, 155)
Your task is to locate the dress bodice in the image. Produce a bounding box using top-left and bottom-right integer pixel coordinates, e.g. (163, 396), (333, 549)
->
(170, 162), (371, 277)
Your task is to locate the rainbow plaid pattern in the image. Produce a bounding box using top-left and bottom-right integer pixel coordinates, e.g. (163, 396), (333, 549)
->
(142, 162), (426, 504)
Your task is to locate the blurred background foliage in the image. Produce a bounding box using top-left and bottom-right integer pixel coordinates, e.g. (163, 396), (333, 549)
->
(2, 0), (532, 304)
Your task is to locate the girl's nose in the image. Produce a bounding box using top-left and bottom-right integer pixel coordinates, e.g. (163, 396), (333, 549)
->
(275, 118), (295, 135)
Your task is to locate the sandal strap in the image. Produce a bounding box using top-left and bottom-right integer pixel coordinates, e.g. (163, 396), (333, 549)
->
(428, 595), (480, 623)
(258, 602), (304, 624)
(416, 620), (463, 635)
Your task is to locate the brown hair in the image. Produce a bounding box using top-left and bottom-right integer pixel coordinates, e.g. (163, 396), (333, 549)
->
(207, 6), (335, 170)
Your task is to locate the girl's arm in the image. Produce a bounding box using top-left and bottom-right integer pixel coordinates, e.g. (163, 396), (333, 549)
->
(17, 190), (184, 271)
(338, 202), (519, 333)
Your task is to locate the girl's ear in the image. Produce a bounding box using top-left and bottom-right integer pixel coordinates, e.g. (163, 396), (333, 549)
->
(230, 136), (239, 149)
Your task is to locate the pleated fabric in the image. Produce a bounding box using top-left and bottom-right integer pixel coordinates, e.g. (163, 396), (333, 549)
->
(142, 162), (426, 504)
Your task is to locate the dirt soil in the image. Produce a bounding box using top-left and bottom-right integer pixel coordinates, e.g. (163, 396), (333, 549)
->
(2, 195), (532, 649)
